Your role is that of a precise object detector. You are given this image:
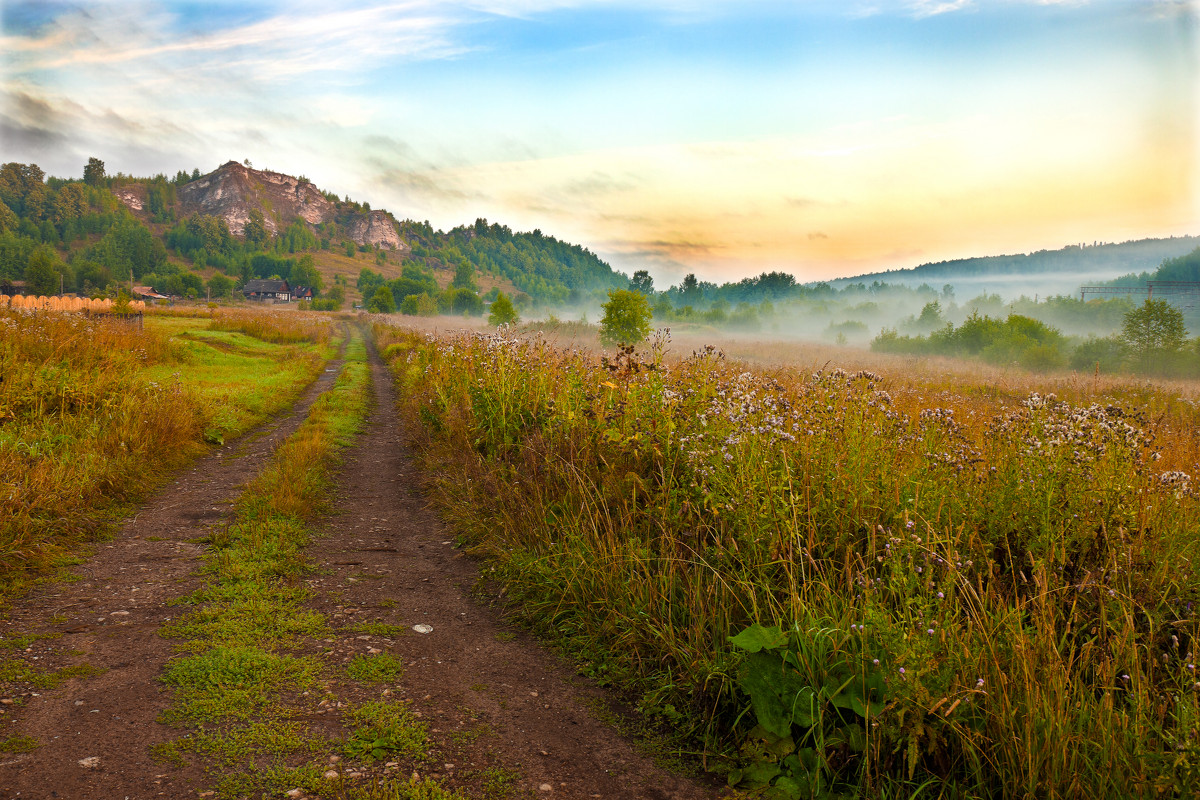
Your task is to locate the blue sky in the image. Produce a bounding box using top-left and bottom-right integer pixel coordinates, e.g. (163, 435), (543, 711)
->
(1, 0), (1195, 283)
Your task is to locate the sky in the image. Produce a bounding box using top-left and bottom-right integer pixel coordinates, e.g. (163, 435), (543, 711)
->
(1, 0), (1197, 285)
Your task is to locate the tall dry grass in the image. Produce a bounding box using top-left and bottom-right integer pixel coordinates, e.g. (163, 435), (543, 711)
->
(0, 308), (204, 590)
(376, 321), (1200, 798)
(208, 308), (337, 345)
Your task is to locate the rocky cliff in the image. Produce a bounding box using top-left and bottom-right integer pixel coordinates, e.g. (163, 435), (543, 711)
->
(165, 161), (404, 250)
(345, 210), (410, 253)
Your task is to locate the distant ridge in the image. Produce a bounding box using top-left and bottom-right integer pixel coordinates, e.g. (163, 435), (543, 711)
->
(829, 236), (1200, 294)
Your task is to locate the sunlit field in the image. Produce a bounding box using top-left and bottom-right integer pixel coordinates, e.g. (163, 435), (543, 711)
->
(376, 318), (1200, 798)
(0, 307), (333, 601)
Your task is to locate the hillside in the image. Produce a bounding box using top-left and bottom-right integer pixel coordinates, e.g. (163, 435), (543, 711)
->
(0, 158), (626, 309)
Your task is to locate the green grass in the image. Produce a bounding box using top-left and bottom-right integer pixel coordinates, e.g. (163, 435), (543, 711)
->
(349, 622), (408, 638)
(346, 653), (406, 684)
(146, 317), (333, 442)
(159, 646), (322, 723)
(0, 658), (106, 690)
(342, 700), (428, 762)
(0, 734), (39, 753)
(472, 765), (522, 799)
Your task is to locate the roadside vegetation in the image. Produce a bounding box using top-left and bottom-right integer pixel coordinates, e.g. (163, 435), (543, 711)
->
(375, 320), (1200, 799)
(0, 306), (331, 602)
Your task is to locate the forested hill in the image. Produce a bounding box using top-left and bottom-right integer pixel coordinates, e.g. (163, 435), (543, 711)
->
(831, 237), (1200, 290)
(0, 158), (627, 307)
(398, 218), (625, 306)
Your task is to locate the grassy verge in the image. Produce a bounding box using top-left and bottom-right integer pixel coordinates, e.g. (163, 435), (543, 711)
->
(375, 322), (1200, 799)
(0, 308), (333, 602)
(155, 332), (465, 800)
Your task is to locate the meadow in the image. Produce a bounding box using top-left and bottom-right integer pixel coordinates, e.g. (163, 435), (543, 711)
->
(0, 306), (335, 601)
(374, 321), (1200, 799)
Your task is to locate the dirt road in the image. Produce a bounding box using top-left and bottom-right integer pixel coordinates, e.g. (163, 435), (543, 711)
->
(0, 336), (725, 800)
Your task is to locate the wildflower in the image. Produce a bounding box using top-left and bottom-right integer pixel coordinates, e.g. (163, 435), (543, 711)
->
(975, 678), (984, 688)
(937, 592), (944, 599)
(872, 659), (880, 666)
(898, 667), (906, 675)
(905, 520), (915, 530)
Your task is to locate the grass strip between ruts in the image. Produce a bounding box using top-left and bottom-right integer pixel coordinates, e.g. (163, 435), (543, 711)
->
(154, 331), (466, 800)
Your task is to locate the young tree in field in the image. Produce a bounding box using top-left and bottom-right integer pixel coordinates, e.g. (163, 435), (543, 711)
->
(1121, 298), (1187, 373)
(488, 291), (519, 326)
(324, 283), (345, 308)
(368, 285), (396, 314)
(599, 289), (653, 346)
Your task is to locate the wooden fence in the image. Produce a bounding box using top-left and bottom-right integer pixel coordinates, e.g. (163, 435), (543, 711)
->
(0, 295), (147, 314)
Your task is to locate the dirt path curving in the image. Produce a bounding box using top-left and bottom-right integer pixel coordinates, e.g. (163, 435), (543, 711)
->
(0, 354), (347, 800)
(297, 338), (727, 800)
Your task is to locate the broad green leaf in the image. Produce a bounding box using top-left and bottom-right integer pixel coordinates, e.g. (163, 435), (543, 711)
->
(789, 686), (819, 728)
(742, 761), (783, 787)
(740, 652), (799, 737)
(767, 775), (808, 800)
(730, 623), (788, 653)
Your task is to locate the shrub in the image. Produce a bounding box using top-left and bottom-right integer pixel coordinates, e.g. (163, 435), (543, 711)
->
(368, 286), (396, 314)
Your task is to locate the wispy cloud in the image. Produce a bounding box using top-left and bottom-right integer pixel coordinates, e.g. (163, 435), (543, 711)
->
(6, 2), (467, 78)
(908, 0), (973, 18)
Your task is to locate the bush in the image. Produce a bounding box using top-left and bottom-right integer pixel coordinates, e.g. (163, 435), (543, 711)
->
(367, 286), (396, 314)
(440, 287), (482, 316)
(1070, 336), (1127, 373)
(399, 293), (438, 316)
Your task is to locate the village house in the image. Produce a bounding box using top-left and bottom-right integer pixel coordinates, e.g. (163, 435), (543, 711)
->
(132, 285), (169, 300)
(242, 278), (291, 302)
(0, 280), (28, 297)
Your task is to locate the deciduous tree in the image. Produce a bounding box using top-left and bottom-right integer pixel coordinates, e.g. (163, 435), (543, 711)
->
(83, 157), (106, 186)
(629, 269), (654, 295)
(487, 291), (519, 326)
(600, 289), (653, 346)
(1121, 298), (1187, 373)
(368, 285), (396, 314)
(25, 245), (65, 296)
